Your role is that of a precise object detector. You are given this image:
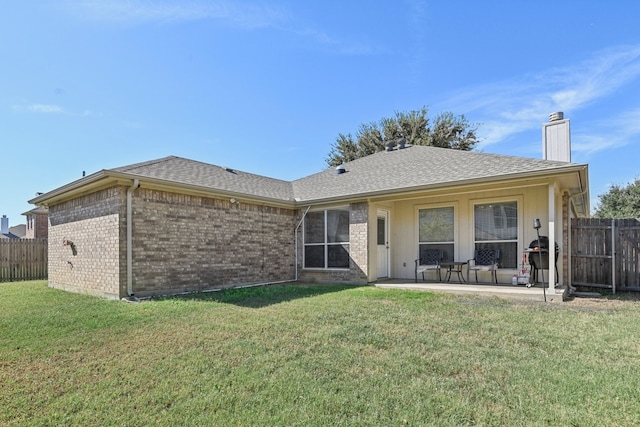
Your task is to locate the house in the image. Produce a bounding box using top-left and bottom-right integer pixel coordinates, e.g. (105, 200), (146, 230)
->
(22, 207), (49, 238)
(29, 119), (589, 300)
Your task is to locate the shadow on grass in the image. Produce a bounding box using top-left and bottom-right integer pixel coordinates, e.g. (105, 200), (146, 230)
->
(569, 290), (640, 302)
(155, 283), (367, 308)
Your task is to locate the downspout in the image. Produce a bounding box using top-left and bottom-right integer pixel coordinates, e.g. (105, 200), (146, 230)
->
(126, 179), (140, 297)
(294, 206), (311, 281)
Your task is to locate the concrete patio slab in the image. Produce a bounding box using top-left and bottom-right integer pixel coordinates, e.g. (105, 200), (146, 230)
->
(373, 279), (566, 302)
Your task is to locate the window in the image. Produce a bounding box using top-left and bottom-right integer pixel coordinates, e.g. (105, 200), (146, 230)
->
(418, 206), (454, 261)
(304, 208), (350, 269)
(377, 217), (386, 245)
(474, 201), (518, 268)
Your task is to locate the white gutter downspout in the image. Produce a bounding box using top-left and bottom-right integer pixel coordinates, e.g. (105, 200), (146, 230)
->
(294, 206), (311, 281)
(126, 179), (140, 297)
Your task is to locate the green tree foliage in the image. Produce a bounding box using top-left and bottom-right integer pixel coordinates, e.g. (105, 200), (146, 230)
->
(594, 178), (640, 218)
(326, 106), (480, 167)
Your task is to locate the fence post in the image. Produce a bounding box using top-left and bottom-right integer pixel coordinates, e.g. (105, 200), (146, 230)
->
(611, 218), (616, 294)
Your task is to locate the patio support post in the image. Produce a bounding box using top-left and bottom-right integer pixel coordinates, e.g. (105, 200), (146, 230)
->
(548, 183), (556, 292)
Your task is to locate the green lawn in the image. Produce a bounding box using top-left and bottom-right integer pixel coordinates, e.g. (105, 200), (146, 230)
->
(2, 281), (640, 426)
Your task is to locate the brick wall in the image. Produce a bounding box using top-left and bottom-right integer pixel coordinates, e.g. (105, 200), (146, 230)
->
(47, 185), (297, 299)
(130, 188), (296, 297)
(25, 212), (49, 239)
(46, 184), (371, 298)
(297, 202), (369, 285)
(48, 187), (124, 299)
(34, 213), (49, 238)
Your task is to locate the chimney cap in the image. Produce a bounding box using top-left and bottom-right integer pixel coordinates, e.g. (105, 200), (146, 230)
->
(549, 112), (564, 122)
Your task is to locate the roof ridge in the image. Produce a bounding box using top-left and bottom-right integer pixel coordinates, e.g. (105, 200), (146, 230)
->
(111, 156), (178, 172)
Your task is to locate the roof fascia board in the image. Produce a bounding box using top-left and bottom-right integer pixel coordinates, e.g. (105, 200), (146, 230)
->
(132, 175), (295, 209)
(30, 170), (297, 210)
(29, 170), (116, 206)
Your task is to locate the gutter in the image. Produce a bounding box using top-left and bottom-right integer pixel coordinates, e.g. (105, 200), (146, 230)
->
(126, 179), (140, 297)
(294, 206), (311, 281)
(30, 170), (296, 210)
(291, 164), (590, 207)
(568, 167), (589, 218)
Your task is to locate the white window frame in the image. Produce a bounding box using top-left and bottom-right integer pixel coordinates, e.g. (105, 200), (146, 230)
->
(416, 203), (458, 262)
(471, 196), (523, 269)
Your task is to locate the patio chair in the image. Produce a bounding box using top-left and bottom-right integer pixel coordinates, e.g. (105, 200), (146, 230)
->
(467, 248), (500, 284)
(415, 249), (444, 282)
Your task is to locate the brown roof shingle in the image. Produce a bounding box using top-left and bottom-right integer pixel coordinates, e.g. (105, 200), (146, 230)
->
(112, 156), (295, 202)
(291, 145), (582, 202)
(32, 146), (587, 207)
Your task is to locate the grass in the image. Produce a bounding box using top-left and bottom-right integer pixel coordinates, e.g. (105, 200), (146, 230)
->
(2, 281), (640, 426)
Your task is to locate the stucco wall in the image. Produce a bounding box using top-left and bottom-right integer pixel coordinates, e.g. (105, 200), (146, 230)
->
(48, 187), (124, 299)
(386, 182), (564, 284)
(130, 188), (296, 297)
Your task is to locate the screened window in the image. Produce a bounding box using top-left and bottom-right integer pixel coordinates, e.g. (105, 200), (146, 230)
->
(304, 209), (350, 269)
(418, 206), (454, 262)
(474, 201), (518, 268)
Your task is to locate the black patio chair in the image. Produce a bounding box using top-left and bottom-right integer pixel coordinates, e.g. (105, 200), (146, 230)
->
(467, 248), (500, 284)
(415, 249), (444, 282)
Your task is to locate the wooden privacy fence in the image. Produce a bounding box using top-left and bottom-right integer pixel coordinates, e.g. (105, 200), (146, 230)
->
(571, 218), (640, 292)
(0, 238), (48, 282)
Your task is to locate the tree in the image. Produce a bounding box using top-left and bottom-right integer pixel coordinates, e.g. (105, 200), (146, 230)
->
(593, 178), (640, 218)
(325, 106), (480, 167)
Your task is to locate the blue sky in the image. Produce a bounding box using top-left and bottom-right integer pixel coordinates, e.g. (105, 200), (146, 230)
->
(2, 1), (640, 227)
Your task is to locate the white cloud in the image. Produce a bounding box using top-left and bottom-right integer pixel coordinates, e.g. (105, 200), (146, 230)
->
(573, 107), (640, 155)
(30, 104), (65, 113)
(11, 103), (66, 114)
(12, 103), (104, 118)
(446, 44), (640, 148)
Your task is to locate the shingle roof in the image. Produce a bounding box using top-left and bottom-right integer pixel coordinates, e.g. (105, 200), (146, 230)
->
(33, 146), (586, 207)
(111, 156), (295, 202)
(9, 224), (26, 238)
(291, 145), (583, 202)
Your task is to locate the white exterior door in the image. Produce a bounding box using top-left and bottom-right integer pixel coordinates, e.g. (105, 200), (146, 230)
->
(377, 210), (389, 278)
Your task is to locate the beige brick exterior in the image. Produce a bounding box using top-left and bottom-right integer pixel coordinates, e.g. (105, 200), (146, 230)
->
(47, 186), (298, 299)
(48, 187), (125, 299)
(131, 188), (296, 297)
